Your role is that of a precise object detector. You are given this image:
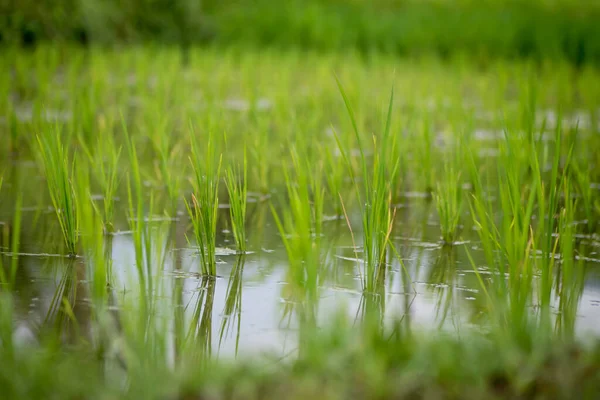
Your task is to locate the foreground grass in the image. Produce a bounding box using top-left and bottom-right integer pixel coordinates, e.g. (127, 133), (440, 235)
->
(0, 46), (599, 398)
(1, 315), (599, 399)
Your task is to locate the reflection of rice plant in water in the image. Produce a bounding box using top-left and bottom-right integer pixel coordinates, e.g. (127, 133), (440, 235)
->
(37, 130), (79, 255)
(76, 158), (110, 307)
(187, 276), (216, 359)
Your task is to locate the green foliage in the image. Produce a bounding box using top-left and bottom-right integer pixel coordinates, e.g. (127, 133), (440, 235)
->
(434, 166), (462, 244)
(335, 79), (399, 293)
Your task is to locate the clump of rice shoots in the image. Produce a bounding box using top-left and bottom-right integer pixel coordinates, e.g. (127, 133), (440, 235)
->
(37, 130), (79, 256)
(335, 79), (399, 293)
(187, 130), (222, 276)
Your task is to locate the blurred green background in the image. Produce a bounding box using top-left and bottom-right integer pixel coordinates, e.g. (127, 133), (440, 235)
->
(2, 0), (600, 65)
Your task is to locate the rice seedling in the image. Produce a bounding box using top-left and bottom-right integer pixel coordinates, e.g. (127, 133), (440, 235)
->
(271, 141), (326, 339)
(533, 131), (567, 323)
(466, 140), (537, 341)
(124, 123), (155, 318)
(224, 151), (248, 253)
(271, 149), (324, 311)
(218, 256), (245, 355)
(37, 128), (79, 256)
(78, 130), (122, 233)
(334, 79), (399, 293)
(571, 159), (597, 232)
(187, 129), (223, 276)
(434, 166), (463, 245)
(149, 117), (184, 217)
(319, 141), (348, 216)
(555, 181), (586, 338)
(75, 157), (110, 307)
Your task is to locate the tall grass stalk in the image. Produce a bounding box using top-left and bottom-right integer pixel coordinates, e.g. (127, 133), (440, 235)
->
(187, 130), (222, 276)
(224, 151), (248, 253)
(37, 129), (79, 255)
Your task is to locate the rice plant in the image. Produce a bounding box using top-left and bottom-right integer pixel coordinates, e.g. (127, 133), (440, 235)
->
(150, 118), (184, 217)
(187, 129), (222, 276)
(37, 129), (79, 255)
(271, 145), (325, 331)
(434, 166), (462, 245)
(124, 123), (158, 321)
(555, 181), (586, 338)
(78, 131), (122, 233)
(334, 79), (399, 293)
(224, 151), (248, 253)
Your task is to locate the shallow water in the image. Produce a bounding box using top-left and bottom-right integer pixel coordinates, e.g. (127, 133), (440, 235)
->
(3, 186), (600, 358)
(2, 55), (600, 358)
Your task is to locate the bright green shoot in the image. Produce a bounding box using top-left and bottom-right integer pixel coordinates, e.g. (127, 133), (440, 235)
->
(187, 130), (223, 276)
(224, 151), (248, 253)
(37, 129), (79, 255)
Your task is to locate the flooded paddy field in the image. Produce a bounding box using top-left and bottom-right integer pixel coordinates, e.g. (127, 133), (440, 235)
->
(1, 47), (600, 398)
